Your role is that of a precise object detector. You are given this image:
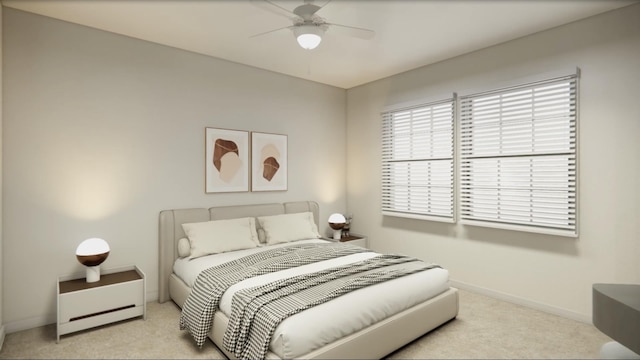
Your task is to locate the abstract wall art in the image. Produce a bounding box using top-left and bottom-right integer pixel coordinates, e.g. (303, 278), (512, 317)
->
(251, 132), (288, 191)
(205, 127), (249, 193)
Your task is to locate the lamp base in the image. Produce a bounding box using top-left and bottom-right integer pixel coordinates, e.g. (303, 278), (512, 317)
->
(600, 342), (640, 359)
(85, 266), (101, 283)
(333, 229), (342, 240)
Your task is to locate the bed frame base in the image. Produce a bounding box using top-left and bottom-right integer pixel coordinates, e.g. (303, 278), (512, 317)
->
(215, 288), (459, 359)
(170, 273), (458, 359)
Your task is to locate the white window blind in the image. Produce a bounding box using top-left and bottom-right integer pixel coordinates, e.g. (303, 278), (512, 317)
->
(459, 74), (577, 236)
(382, 98), (455, 221)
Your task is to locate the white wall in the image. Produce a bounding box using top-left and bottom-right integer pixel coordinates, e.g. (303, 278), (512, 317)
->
(2, 8), (347, 332)
(346, 4), (640, 321)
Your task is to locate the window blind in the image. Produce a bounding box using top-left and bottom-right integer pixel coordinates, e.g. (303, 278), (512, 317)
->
(459, 74), (577, 236)
(381, 98), (455, 221)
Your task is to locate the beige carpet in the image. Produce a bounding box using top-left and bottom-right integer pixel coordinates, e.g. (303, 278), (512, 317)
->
(0, 289), (611, 359)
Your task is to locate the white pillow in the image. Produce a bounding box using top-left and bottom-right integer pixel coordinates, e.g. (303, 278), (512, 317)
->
(181, 217), (259, 259)
(177, 237), (191, 258)
(258, 212), (321, 245)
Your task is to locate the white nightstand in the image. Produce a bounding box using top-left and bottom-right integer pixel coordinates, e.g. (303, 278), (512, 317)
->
(57, 265), (146, 342)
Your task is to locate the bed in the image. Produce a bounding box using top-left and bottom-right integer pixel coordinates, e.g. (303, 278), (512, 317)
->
(158, 201), (458, 359)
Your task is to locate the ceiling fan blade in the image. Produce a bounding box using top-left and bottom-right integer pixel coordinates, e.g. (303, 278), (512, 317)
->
(326, 23), (375, 40)
(250, 0), (297, 20)
(249, 25), (293, 38)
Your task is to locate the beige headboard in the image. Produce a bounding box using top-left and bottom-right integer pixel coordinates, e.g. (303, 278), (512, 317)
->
(158, 201), (319, 303)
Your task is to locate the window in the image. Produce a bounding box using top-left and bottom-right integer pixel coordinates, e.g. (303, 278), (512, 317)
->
(381, 97), (455, 222)
(459, 72), (578, 236)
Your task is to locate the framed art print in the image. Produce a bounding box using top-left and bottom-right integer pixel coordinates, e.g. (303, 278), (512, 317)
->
(205, 127), (249, 193)
(251, 132), (287, 191)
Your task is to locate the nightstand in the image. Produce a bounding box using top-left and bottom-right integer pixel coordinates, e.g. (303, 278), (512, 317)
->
(325, 233), (368, 248)
(339, 234), (367, 248)
(57, 265), (146, 342)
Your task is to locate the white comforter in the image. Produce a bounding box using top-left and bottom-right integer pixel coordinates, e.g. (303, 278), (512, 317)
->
(174, 239), (449, 358)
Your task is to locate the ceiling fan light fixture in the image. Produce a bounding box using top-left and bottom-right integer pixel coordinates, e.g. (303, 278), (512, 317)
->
(293, 25), (324, 50)
(297, 33), (322, 49)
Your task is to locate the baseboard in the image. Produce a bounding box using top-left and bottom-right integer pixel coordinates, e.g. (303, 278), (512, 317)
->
(4, 291), (160, 334)
(146, 290), (159, 303)
(3, 314), (55, 334)
(0, 325), (5, 351)
(449, 279), (591, 324)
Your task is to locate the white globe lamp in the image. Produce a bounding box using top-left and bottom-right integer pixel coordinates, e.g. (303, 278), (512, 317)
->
(328, 213), (346, 240)
(76, 238), (110, 283)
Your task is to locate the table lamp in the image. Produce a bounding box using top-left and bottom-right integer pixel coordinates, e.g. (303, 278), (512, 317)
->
(328, 213), (346, 240)
(76, 238), (110, 283)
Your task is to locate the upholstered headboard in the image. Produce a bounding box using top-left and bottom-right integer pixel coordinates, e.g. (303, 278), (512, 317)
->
(158, 201), (319, 303)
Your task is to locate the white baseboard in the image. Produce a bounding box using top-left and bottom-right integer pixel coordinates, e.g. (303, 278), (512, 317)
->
(146, 290), (159, 303)
(0, 325), (5, 351)
(449, 279), (591, 324)
(3, 283), (590, 334)
(4, 291), (160, 334)
(3, 314), (55, 334)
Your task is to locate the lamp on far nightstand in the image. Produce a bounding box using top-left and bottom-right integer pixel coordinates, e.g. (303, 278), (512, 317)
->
(76, 238), (110, 283)
(328, 213), (346, 240)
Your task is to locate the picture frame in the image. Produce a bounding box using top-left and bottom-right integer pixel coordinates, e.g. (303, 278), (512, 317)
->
(205, 127), (250, 193)
(251, 132), (288, 192)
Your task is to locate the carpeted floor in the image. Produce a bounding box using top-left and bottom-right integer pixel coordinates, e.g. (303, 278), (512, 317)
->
(0, 289), (611, 359)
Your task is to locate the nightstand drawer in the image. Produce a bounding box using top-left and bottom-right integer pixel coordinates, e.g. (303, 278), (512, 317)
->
(59, 279), (143, 323)
(58, 305), (144, 337)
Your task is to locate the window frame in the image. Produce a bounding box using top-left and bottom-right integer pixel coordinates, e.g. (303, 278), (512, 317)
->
(457, 69), (579, 237)
(381, 95), (456, 223)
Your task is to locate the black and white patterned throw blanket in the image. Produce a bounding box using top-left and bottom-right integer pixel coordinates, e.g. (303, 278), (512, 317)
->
(179, 242), (371, 347)
(224, 253), (440, 359)
(179, 241), (440, 360)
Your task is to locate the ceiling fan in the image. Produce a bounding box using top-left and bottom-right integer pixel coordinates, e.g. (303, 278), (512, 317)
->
(250, 0), (375, 50)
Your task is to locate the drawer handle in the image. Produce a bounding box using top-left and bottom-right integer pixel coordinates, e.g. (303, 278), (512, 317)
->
(70, 304), (136, 322)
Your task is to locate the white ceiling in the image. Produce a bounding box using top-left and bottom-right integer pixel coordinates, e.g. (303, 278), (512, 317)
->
(3, 0), (636, 89)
